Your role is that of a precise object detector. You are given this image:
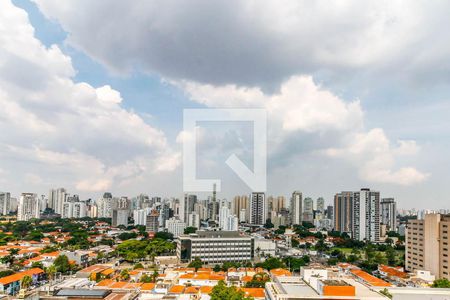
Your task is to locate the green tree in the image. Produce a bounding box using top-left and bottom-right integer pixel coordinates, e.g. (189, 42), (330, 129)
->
(140, 274), (152, 283)
(54, 255), (71, 274)
(134, 263), (144, 269)
(120, 269), (130, 281)
(432, 278), (450, 288)
(188, 258), (203, 271)
(385, 247), (397, 266)
(245, 273), (270, 288)
(21, 275), (33, 289)
(46, 265), (57, 282)
(210, 281), (253, 300)
(184, 227), (197, 234)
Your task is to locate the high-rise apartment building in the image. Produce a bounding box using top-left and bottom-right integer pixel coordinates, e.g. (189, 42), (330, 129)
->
(381, 198), (397, 232)
(249, 192), (266, 225)
(48, 188), (67, 215)
(353, 189), (380, 242)
(334, 191), (354, 234)
(18, 193), (40, 221)
(62, 201), (86, 218)
(188, 212), (201, 229)
(233, 195), (249, 222)
(97, 192), (113, 218)
(146, 209), (159, 232)
(303, 197), (314, 223)
(406, 214), (450, 279)
(180, 194), (197, 223)
(316, 197), (325, 212)
(290, 191), (303, 225)
(0, 192), (11, 215)
(166, 217), (186, 237)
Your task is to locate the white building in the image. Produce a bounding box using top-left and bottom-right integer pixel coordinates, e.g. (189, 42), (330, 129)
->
(18, 193), (40, 221)
(133, 209), (147, 226)
(290, 191), (302, 225)
(188, 212), (201, 229)
(353, 188), (380, 242)
(62, 202), (86, 218)
(219, 206), (230, 229)
(381, 198), (397, 232)
(96, 193), (113, 218)
(0, 192), (11, 215)
(226, 215), (239, 231)
(48, 188), (67, 215)
(166, 217), (186, 237)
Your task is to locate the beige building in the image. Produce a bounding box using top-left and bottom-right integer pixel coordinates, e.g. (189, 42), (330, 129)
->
(406, 214), (450, 279)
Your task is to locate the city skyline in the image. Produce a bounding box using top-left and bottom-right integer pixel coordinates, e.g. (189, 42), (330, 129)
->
(2, 1), (450, 209)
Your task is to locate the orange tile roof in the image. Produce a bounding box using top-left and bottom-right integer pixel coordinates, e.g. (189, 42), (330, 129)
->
(200, 286), (213, 294)
(270, 268), (292, 276)
(140, 283), (155, 291)
(0, 268), (44, 285)
(350, 269), (391, 287)
(96, 279), (114, 287)
(184, 286), (200, 294)
(101, 268), (114, 276)
(241, 288), (265, 298)
(109, 281), (128, 289)
(379, 265), (408, 279)
(169, 285), (185, 294)
(241, 275), (253, 282)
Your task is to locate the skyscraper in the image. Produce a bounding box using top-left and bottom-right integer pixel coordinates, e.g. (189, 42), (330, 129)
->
(316, 197), (325, 212)
(180, 194), (197, 223)
(353, 188), (380, 242)
(18, 193), (40, 221)
(381, 198), (397, 232)
(334, 191), (354, 234)
(48, 188), (66, 215)
(303, 197), (314, 222)
(0, 192), (11, 215)
(146, 209), (160, 232)
(249, 192), (266, 225)
(232, 195), (249, 222)
(290, 191), (302, 225)
(97, 192), (113, 218)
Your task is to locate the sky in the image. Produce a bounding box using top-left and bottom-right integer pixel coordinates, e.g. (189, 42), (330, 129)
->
(1, 0), (450, 209)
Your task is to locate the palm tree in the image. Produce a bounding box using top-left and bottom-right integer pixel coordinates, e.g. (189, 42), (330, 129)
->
(21, 275), (33, 290)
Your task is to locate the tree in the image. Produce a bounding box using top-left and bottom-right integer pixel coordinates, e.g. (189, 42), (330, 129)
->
(211, 281), (253, 300)
(154, 232), (174, 240)
(46, 265), (57, 282)
(385, 247), (397, 266)
(120, 269), (130, 281)
(213, 264), (221, 272)
(256, 257), (285, 271)
(0, 270), (14, 278)
(264, 219), (274, 229)
(140, 274), (152, 283)
(184, 227), (197, 234)
(134, 263), (144, 270)
(188, 258), (203, 271)
(21, 275), (33, 289)
(245, 273), (270, 288)
(432, 278), (450, 288)
(54, 255), (71, 274)
(32, 262), (44, 269)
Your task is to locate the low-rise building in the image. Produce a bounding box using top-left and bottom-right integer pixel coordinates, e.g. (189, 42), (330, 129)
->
(177, 231), (254, 264)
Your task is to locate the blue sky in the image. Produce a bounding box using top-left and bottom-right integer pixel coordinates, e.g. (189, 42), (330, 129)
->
(1, 0), (450, 209)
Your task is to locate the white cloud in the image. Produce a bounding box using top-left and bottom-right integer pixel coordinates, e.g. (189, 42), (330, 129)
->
(0, 0), (179, 194)
(180, 76), (428, 186)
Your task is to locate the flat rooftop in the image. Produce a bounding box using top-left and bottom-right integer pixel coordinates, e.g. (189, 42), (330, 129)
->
(180, 231), (249, 239)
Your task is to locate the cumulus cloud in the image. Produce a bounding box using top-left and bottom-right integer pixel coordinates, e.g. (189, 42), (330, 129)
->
(180, 76), (428, 186)
(0, 0), (179, 194)
(32, 0), (450, 92)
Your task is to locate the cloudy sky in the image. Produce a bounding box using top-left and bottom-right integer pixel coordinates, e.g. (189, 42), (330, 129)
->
(1, 0), (449, 209)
